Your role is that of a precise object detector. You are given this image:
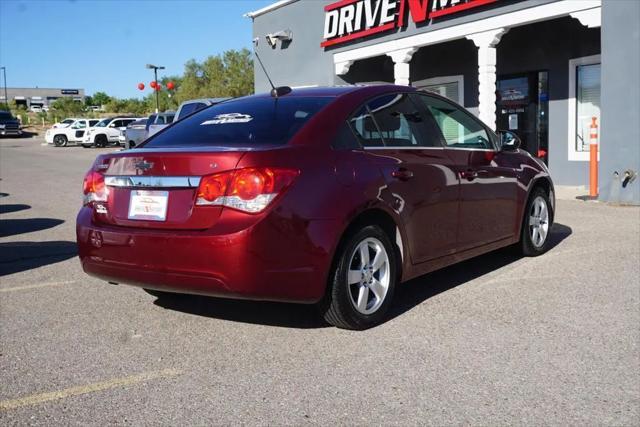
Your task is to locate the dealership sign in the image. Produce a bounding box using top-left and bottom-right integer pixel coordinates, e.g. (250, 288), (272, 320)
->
(322, 0), (498, 47)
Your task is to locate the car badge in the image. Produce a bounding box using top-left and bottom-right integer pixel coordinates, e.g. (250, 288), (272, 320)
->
(134, 160), (154, 171)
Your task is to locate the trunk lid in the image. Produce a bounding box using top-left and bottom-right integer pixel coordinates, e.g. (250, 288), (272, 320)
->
(93, 148), (246, 230)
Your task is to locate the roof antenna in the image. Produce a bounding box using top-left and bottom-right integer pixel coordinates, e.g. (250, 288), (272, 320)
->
(252, 37), (291, 98)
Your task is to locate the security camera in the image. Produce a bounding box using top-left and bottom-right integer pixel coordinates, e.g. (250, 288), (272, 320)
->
(265, 30), (292, 47)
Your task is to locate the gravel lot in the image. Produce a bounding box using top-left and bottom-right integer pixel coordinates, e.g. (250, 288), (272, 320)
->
(1, 137), (639, 425)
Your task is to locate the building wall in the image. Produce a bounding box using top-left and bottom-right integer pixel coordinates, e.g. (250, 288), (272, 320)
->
(2, 87), (85, 106)
(251, 0), (554, 93)
(600, 0), (640, 204)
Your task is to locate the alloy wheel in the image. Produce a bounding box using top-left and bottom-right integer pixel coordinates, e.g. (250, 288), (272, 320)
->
(529, 196), (549, 248)
(347, 237), (390, 315)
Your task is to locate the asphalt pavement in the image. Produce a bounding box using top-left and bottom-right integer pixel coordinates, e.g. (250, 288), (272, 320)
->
(1, 137), (638, 425)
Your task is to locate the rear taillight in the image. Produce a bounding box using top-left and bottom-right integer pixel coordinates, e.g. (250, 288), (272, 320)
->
(82, 170), (107, 205)
(196, 167), (299, 213)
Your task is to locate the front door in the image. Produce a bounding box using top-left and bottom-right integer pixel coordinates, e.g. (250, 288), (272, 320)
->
(349, 93), (460, 263)
(415, 93), (518, 251)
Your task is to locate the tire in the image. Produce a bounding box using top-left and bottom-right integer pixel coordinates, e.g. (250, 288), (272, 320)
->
(321, 225), (398, 330)
(95, 135), (107, 148)
(519, 186), (554, 256)
(53, 134), (68, 147)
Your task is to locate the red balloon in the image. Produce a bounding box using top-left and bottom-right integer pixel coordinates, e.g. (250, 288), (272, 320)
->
(137, 83), (145, 90)
(150, 81), (157, 89)
(155, 84), (162, 91)
(167, 81), (175, 90)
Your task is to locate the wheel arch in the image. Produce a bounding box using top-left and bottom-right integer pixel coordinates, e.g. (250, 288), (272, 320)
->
(330, 207), (407, 285)
(519, 175), (555, 236)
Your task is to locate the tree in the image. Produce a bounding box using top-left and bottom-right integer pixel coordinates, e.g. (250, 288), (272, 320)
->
(51, 97), (84, 116)
(174, 48), (254, 104)
(91, 91), (111, 107)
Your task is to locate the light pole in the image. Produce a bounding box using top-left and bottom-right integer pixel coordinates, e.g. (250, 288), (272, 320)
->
(0, 67), (7, 110)
(146, 63), (165, 113)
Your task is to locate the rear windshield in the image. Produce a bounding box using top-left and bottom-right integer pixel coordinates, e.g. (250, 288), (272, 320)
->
(144, 96), (332, 148)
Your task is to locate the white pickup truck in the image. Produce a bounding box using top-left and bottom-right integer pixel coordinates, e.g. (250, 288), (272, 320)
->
(45, 118), (100, 146)
(82, 116), (138, 148)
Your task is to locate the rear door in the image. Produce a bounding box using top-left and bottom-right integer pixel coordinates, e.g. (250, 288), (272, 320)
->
(415, 93), (518, 250)
(351, 93), (460, 264)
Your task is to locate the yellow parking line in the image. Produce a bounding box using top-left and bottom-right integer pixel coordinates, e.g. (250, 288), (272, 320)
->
(0, 368), (181, 411)
(0, 281), (75, 293)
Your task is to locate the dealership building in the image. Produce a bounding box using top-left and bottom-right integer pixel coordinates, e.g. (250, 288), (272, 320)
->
(0, 87), (85, 109)
(247, 0), (640, 204)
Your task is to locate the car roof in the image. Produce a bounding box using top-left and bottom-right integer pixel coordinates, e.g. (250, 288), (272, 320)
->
(249, 84), (413, 99)
(180, 98), (231, 105)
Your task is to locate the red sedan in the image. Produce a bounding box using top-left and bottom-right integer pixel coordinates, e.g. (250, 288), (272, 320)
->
(77, 85), (554, 329)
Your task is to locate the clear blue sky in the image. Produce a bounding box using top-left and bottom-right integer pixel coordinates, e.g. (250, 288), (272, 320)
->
(0, 0), (273, 99)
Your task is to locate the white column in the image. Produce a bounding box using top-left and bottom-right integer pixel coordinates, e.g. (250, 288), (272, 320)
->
(387, 48), (417, 86)
(335, 60), (354, 76)
(466, 29), (507, 130)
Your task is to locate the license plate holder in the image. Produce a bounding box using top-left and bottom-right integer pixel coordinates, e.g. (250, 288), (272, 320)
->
(128, 190), (168, 221)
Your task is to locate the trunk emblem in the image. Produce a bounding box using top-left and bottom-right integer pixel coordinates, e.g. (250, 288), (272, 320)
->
(134, 160), (154, 172)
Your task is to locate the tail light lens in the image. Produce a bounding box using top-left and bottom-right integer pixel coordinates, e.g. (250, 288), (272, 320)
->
(82, 170), (107, 205)
(196, 167), (299, 213)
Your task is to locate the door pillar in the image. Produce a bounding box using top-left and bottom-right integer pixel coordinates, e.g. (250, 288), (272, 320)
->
(466, 29), (507, 130)
(387, 48), (417, 86)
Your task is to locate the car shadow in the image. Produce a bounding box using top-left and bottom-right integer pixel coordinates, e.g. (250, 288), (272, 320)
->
(0, 218), (64, 237)
(389, 223), (573, 321)
(153, 295), (328, 329)
(0, 241), (78, 276)
(153, 223), (572, 329)
(0, 204), (31, 214)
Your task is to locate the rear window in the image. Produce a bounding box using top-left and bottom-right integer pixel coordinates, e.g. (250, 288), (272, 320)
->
(143, 96), (332, 148)
(176, 102), (207, 120)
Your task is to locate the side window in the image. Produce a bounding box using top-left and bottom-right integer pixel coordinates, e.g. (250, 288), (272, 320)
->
(348, 106), (384, 147)
(156, 116), (166, 125)
(368, 93), (440, 147)
(112, 120), (123, 128)
(166, 114), (175, 123)
(77, 120), (87, 129)
(415, 94), (492, 149)
(123, 120), (135, 127)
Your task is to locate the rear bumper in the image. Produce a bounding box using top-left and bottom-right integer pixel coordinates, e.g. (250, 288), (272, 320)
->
(76, 207), (339, 303)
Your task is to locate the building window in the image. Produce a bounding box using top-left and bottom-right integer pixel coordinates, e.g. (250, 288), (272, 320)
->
(568, 55), (601, 161)
(413, 75), (464, 105)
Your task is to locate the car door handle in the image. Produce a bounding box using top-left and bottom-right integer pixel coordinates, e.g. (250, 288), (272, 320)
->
(391, 168), (414, 181)
(460, 169), (478, 181)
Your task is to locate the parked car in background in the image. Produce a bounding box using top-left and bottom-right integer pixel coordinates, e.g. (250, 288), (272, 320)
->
(119, 118), (148, 149)
(46, 118), (100, 146)
(174, 98), (230, 122)
(53, 118), (80, 128)
(0, 110), (22, 137)
(29, 105), (43, 113)
(147, 111), (175, 137)
(77, 85), (555, 330)
(82, 116), (138, 148)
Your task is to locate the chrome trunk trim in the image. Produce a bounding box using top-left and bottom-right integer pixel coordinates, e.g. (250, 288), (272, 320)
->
(104, 176), (201, 188)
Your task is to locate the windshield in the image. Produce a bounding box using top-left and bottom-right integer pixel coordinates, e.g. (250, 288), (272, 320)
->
(95, 118), (110, 127)
(0, 112), (14, 121)
(144, 96), (332, 148)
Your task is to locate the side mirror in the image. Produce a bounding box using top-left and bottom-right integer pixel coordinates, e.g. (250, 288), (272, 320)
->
(497, 130), (521, 151)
